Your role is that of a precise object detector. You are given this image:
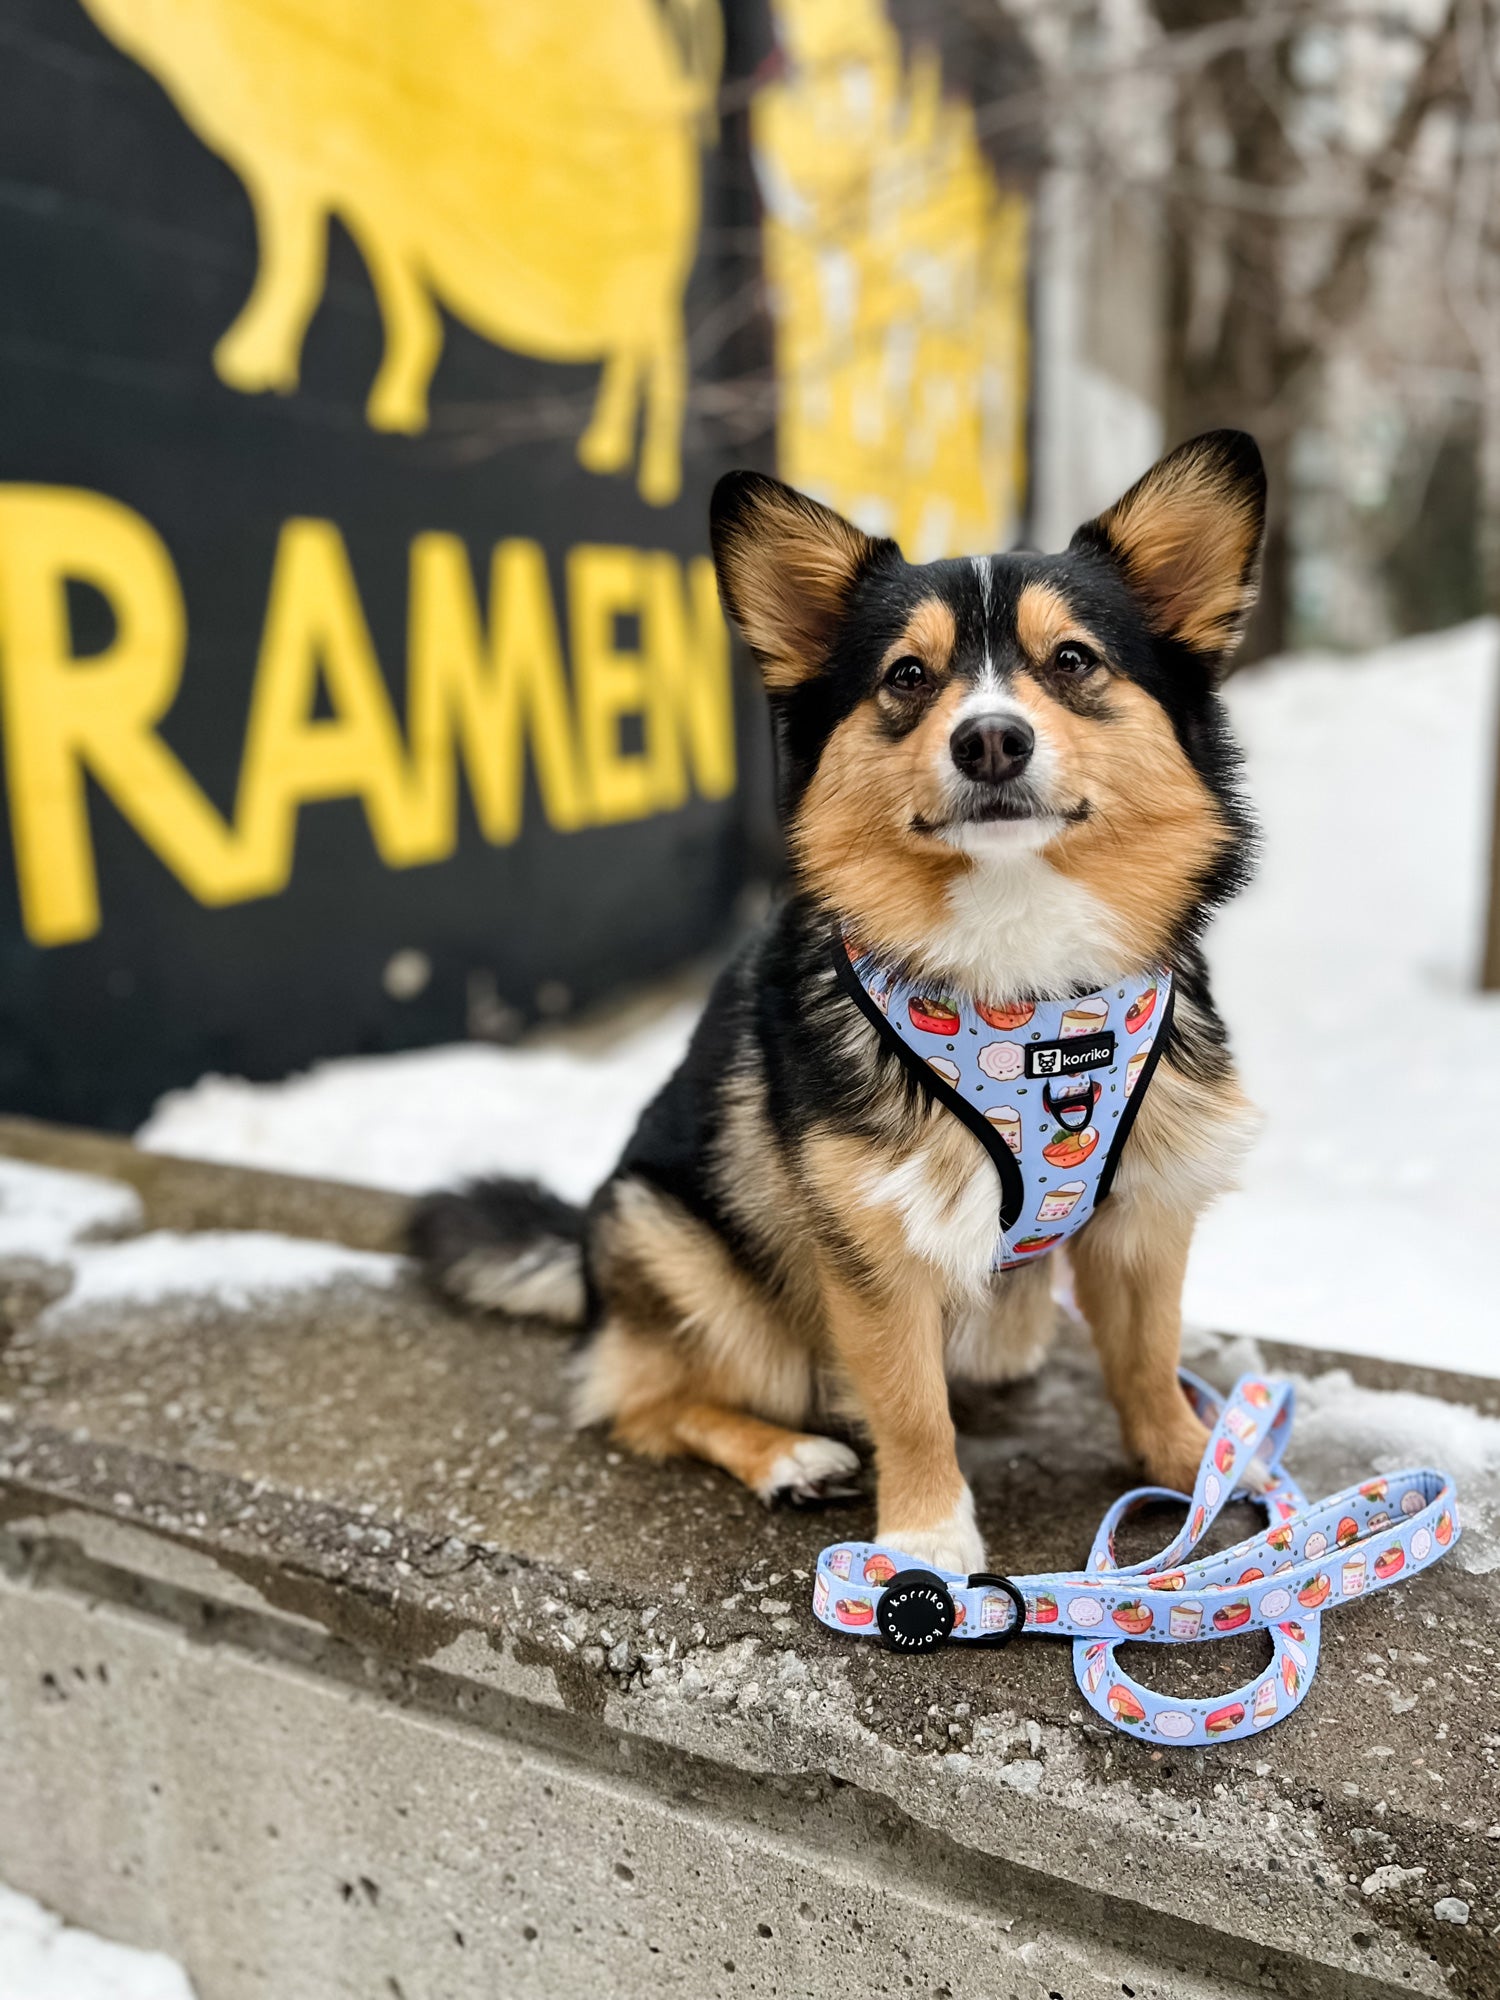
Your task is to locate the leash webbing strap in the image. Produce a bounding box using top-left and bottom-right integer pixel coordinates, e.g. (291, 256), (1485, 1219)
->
(812, 1371), (1459, 1745)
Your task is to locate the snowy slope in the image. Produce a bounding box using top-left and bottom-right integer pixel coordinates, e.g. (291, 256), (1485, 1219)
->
(1185, 620), (1500, 1373)
(138, 623), (1500, 1375)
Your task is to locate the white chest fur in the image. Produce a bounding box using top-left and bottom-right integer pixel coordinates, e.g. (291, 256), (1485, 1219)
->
(925, 848), (1128, 998)
(859, 1141), (1004, 1296)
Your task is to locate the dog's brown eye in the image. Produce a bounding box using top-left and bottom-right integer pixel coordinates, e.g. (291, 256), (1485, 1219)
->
(886, 656), (927, 691)
(1053, 642), (1097, 675)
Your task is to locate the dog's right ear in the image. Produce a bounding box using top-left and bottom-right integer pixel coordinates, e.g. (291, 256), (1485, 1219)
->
(710, 472), (897, 690)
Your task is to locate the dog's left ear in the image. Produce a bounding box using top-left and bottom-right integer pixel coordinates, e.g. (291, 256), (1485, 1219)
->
(1071, 430), (1266, 670)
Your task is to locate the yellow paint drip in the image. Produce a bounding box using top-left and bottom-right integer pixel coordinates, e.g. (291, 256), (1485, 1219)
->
(756, 0), (1029, 558)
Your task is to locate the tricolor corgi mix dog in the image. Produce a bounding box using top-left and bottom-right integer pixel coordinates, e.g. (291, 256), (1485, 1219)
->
(414, 430), (1265, 1576)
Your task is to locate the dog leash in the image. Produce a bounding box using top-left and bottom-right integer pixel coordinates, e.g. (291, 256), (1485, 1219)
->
(812, 1370), (1459, 1744)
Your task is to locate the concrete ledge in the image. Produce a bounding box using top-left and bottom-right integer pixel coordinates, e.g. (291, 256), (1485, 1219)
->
(0, 1116), (409, 1251)
(0, 1123), (1496, 1998)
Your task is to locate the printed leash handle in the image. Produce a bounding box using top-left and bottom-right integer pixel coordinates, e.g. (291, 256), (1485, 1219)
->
(812, 1371), (1460, 1745)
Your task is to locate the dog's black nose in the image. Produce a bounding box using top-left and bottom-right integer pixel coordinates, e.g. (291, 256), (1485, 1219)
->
(950, 713), (1035, 785)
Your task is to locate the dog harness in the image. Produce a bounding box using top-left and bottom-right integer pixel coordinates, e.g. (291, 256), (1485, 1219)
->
(833, 933), (1174, 1268)
(813, 1370), (1461, 1744)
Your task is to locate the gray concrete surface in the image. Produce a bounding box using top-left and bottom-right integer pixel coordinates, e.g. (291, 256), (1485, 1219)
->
(0, 1122), (1496, 1998)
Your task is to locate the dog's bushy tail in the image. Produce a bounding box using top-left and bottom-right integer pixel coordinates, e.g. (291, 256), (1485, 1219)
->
(409, 1178), (586, 1330)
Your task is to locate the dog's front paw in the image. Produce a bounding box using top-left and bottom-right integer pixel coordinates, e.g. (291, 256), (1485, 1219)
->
(758, 1435), (862, 1506)
(878, 1487), (985, 1576)
(1135, 1414), (1213, 1497)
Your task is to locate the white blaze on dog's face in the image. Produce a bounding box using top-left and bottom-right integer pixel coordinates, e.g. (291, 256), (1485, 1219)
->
(710, 435), (1266, 992)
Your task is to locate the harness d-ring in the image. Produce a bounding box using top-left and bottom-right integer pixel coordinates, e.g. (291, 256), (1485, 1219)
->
(1042, 1078), (1100, 1131)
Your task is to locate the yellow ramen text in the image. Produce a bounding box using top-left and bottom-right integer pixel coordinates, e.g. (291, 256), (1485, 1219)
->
(0, 488), (736, 947)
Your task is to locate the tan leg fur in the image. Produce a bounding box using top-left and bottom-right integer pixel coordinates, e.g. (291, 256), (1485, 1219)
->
(1068, 1199), (1209, 1495)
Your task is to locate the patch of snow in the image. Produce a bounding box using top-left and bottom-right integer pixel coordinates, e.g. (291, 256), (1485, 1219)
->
(138, 1005), (700, 1206)
(1182, 1326), (1500, 1573)
(136, 623), (1500, 1377)
(0, 1157), (402, 1322)
(0, 1157), (143, 1261)
(1284, 1368), (1500, 1574)
(0, 1885), (196, 2000)
(46, 1230), (402, 1322)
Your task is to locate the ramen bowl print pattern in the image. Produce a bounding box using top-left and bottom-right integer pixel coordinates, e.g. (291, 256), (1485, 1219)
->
(839, 939), (1176, 1273)
(811, 1371), (1461, 1746)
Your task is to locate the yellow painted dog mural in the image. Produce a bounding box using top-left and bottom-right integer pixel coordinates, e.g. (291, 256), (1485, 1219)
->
(78, 0), (722, 505)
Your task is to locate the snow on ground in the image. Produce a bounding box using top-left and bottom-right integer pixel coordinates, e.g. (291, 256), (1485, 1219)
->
(1182, 1326), (1500, 1573)
(1183, 619), (1500, 1375)
(138, 622), (1500, 1376)
(138, 1006), (700, 1206)
(0, 1886), (196, 2000)
(0, 1156), (401, 1321)
(0, 1156), (142, 1262)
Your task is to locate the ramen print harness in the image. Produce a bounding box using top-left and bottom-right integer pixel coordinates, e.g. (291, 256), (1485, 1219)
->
(832, 933), (1173, 1267)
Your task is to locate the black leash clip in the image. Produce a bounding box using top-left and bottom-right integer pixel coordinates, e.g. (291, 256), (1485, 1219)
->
(875, 1569), (1026, 1654)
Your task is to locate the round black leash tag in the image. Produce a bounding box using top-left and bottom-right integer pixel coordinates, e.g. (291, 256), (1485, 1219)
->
(875, 1569), (956, 1653)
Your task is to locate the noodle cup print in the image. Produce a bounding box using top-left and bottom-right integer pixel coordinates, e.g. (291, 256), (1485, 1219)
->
(1061, 999), (1109, 1039)
(1036, 1180), (1086, 1224)
(986, 1105), (1023, 1155)
(978, 1041), (1025, 1083)
(1068, 1595), (1105, 1629)
(828, 1549), (853, 1580)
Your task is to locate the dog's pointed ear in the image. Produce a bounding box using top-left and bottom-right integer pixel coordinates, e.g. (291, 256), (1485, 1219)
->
(710, 471), (897, 690)
(1071, 430), (1266, 669)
